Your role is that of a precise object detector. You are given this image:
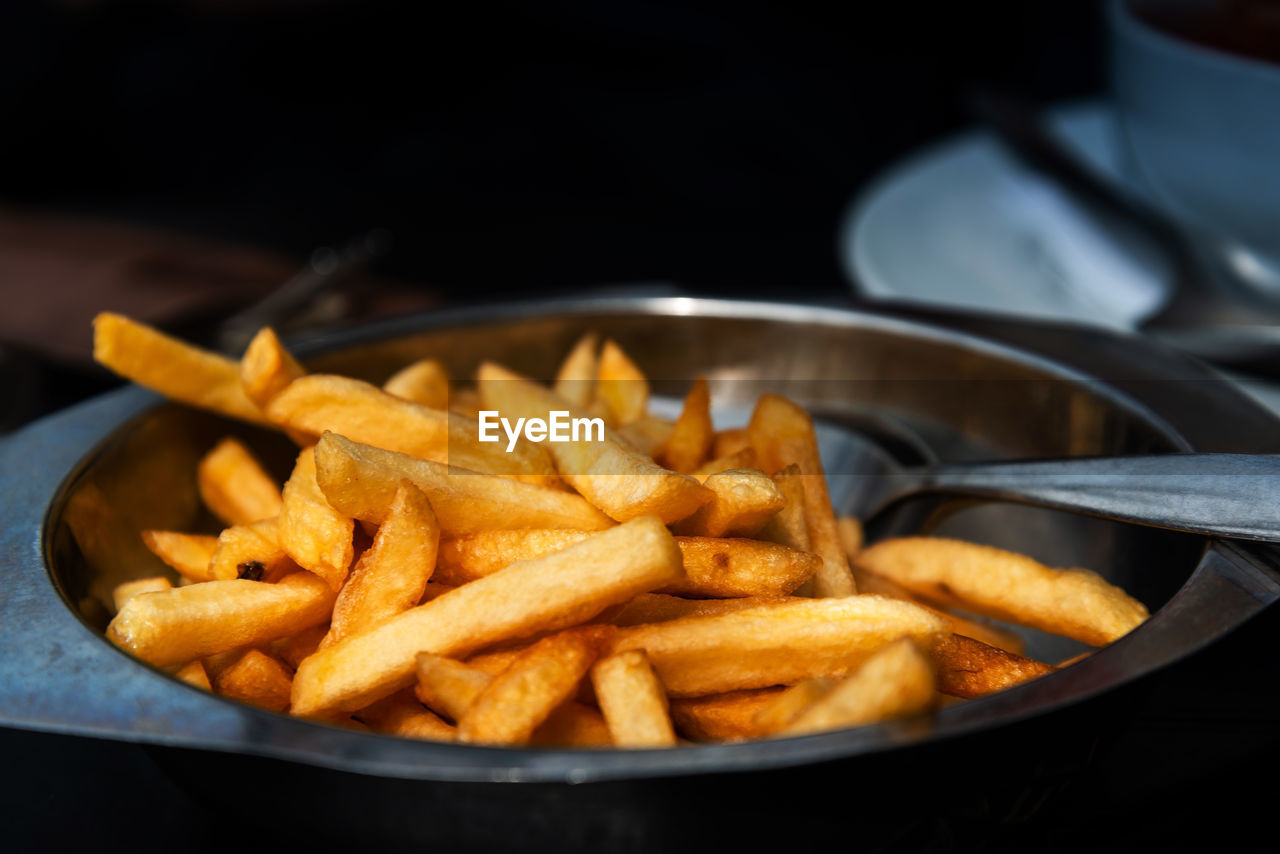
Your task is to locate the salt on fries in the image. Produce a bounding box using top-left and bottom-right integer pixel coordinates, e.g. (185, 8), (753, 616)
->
(93, 314), (1151, 747)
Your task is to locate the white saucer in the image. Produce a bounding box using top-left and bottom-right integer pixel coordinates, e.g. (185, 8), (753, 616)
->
(840, 100), (1173, 331)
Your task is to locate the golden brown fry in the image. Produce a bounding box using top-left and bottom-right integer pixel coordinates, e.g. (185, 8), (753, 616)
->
(711, 428), (751, 459)
(314, 432), (614, 535)
(290, 515), (684, 717)
(751, 677), (836, 734)
(553, 332), (599, 408)
(174, 660), (212, 691)
(449, 389), (482, 419)
(854, 537), (1149, 646)
(142, 530), (219, 583)
(669, 689), (783, 742)
(851, 564), (1025, 655)
(106, 572), (336, 667)
(596, 339), (649, 425)
(357, 690), (455, 741)
(690, 448), (758, 483)
(837, 515), (864, 558)
(112, 576), (172, 612)
(529, 702), (614, 747)
(382, 358), (450, 410)
(931, 634), (1055, 699)
(92, 312), (268, 425)
(657, 377), (713, 473)
(608, 595), (947, 698)
(266, 374), (558, 483)
(672, 469), (785, 538)
(240, 326), (306, 410)
(616, 416), (676, 457)
(747, 394), (854, 597)
(210, 648), (294, 712)
(608, 593), (797, 627)
(271, 624), (329, 670)
(781, 638), (936, 735)
(278, 447), (355, 590)
(591, 650), (677, 747)
(478, 363), (711, 524)
(322, 481), (438, 648)
(197, 437), (284, 527)
(758, 464), (812, 557)
(415, 653), (495, 721)
(209, 518), (297, 582)
(437, 529), (816, 598)
(457, 626), (610, 745)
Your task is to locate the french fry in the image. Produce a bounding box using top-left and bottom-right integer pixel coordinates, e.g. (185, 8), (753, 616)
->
(321, 481), (438, 648)
(591, 650), (677, 747)
(656, 377), (713, 473)
(197, 437), (284, 527)
(672, 469), (785, 538)
(608, 593), (797, 627)
(313, 433), (614, 535)
(436, 529), (817, 598)
(92, 312), (268, 425)
(278, 447), (355, 591)
(112, 577), (172, 612)
(382, 358), (450, 410)
(669, 689), (783, 742)
(931, 634), (1055, 699)
(751, 677), (836, 734)
(290, 515), (684, 717)
(106, 572), (336, 667)
(616, 416), (675, 458)
(553, 332), (599, 408)
(210, 648), (294, 713)
(174, 660), (212, 691)
(596, 339), (649, 425)
(477, 362), (711, 524)
(608, 595), (947, 697)
(356, 690), (455, 741)
(758, 464), (812, 555)
(240, 326), (305, 410)
(209, 518), (297, 582)
(271, 624), (329, 670)
(449, 389), (482, 420)
(142, 530), (218, 583)
(265, 374), (558, 484)
(690, 448), (758, 483)
(711, 428), (751, 459)
(781, 638), (936, 735)
(854, 537), (1149, 647)
(747, 394), (854, 597)
(457, 626), (611, 745)
(837, 515), (864, 558)
(528, 702), (614, 747)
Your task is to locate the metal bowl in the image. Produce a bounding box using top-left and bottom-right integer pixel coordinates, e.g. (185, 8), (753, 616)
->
(3, 297), (1279, 846)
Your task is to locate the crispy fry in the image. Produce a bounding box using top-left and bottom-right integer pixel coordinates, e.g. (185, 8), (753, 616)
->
(322, 481), (438, 648)
(266, 374), (558, 483)
(92, 312), (268, 424)
(690, 448), (758, 483)
(209, 518), (297, 582)
(313, 432), (613, 535)
(752, 677), (836, 734)
(553, 332), (599, 408)
(106, 572), (336, 667)
(210, 648), (294, 713)
(112, 576), (172, 612)
(711, 428), (751, 459)
(854, 537), (1149, 646)
(837, 515), (864, 558)
(437, 529), (816, 597)
(781, 638), (936, 735)
(278, 447), (355, 590)
(596, 339), (649, 425)
(457, 626), (611, 745)
(356, 690), (455, 741)
(591, 650), (677, 747)
(672, 469), (785, 538)
(758, 464), (812, 556)
(382, 358), (450, 410)
(290, 515), (684, 716)
(449, 389), (482, 419)
(669, 689), (783, 742)
(142, 530), (218, 583)
(747, 394), (854, 597)
(271, 624), (329, 670)
(529, 702), (614, 747)
(657, 377), (713, 473)
(616, 416), (675, 457)
(174, 660), (212, 691)
(478, 363), (711, 524)
(197, 437), (284, 527)
(608, 595), (947, 697)
(608, 593), (797, 627)
(931, 633), (1055, 699)
(240, 326), (306, 410)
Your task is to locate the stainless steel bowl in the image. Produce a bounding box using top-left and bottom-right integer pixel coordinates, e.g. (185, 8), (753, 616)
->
(3, 297), (1279, 845)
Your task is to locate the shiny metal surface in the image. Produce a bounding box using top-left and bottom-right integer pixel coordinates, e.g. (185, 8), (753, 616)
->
(3, 296), (1280, 783)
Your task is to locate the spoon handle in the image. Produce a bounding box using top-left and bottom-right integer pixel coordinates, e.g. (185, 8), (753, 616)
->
(920, 454), (1280, 542)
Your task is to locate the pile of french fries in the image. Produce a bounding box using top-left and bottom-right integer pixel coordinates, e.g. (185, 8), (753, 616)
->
(93, 314), (1150, 747)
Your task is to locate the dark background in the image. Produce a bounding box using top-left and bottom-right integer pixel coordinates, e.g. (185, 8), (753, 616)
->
(6, 1), (1278, 852)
